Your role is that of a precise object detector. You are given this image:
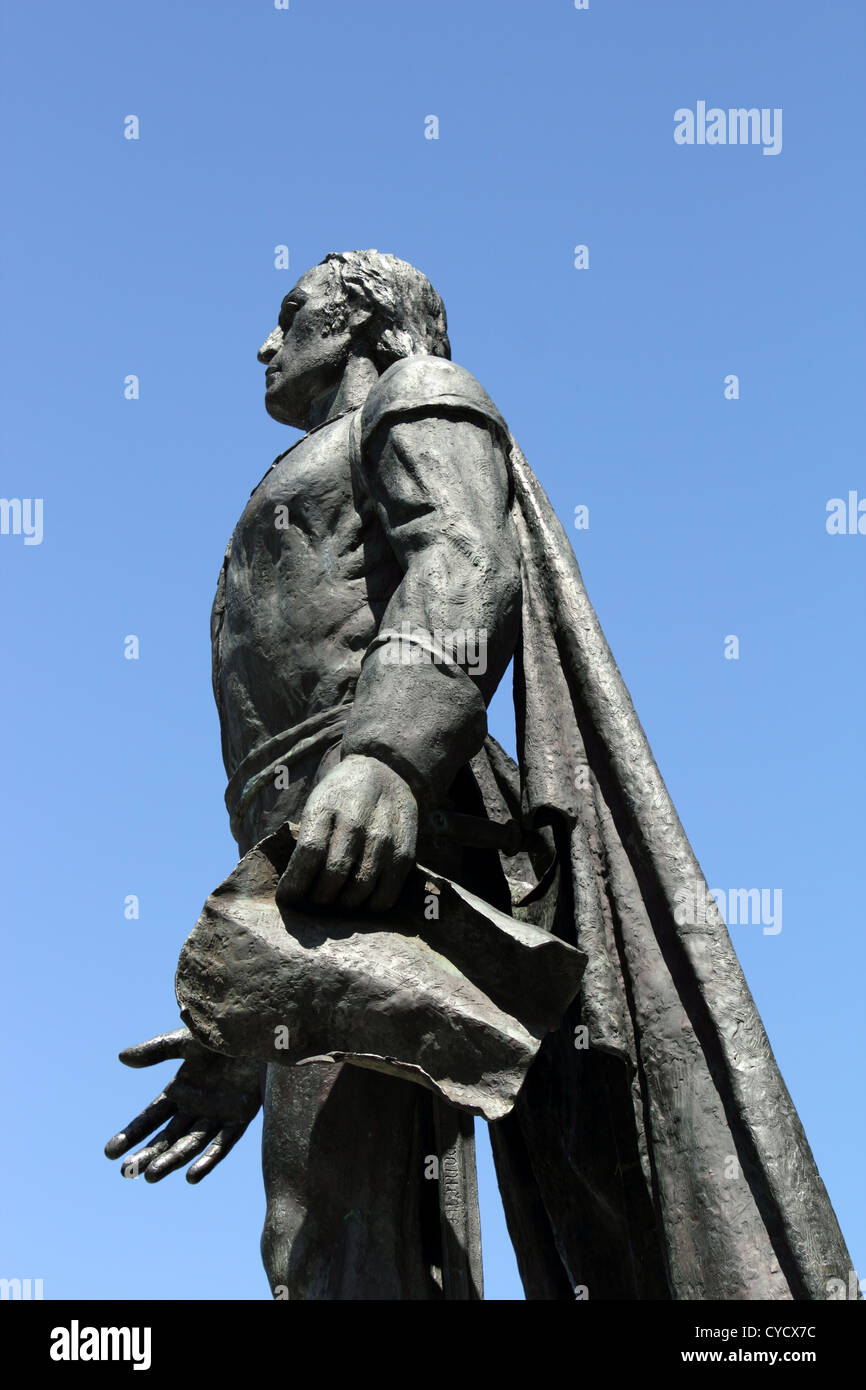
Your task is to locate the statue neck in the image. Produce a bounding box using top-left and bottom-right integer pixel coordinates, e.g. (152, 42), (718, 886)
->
(306, 353), (380, 431)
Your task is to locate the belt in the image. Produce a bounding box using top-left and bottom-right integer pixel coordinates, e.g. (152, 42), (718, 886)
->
(225, 703), (352, 841)
(225, 700), (531, 857)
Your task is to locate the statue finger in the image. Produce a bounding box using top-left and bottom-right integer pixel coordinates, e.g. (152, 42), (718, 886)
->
(144, 1119), (218, 1183)
(118, 1028), (192, 1069)
(394, 794), (419, 858)
(307, 815), (365, 905)
(333, 869), (376, 911)
(334, 803), (392, 909)
(340, 831), (392, 912)
(368, 845), (414, 913)
(104, 1093), (177, 1159)
(185, 1123), (247, 1184)
(276, 807), (334, 905)
(118, 1115), (189, 1178)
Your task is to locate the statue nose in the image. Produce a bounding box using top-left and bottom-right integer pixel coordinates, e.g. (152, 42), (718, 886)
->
(257, 327), (283, 365)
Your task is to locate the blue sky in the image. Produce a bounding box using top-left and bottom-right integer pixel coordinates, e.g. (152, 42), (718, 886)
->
(1, 0), (863, 1300)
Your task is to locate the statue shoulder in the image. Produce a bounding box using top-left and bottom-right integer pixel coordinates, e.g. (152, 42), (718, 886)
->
(359, 355), (509, 449)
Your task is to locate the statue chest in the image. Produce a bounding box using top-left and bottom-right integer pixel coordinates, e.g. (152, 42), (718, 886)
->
(231, 413), (370, 583)
(215, 414), (397, 700)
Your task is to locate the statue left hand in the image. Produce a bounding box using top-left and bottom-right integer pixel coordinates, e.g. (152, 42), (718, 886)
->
(104, 1028), (262, 1183)
(276, 753), (418, 913)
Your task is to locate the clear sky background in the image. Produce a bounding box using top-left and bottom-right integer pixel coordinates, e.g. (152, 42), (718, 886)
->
(1, 0), (863, 1301)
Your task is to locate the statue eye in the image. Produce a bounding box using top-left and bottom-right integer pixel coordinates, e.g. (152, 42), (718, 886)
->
(279, 300), (300, 331)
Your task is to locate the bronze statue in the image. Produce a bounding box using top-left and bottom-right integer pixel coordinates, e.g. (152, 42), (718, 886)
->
(106, 251), (855, 1300)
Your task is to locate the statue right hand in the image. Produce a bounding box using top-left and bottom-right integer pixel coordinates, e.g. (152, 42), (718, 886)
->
(104, 1027), (262, 1184)
(276, 752), (418, 912)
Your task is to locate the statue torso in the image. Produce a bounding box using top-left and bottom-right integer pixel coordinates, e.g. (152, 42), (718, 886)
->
(212, 411), (401, 781)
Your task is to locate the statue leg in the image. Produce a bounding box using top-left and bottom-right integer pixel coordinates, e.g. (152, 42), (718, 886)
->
(261, 1058), (480, 1299)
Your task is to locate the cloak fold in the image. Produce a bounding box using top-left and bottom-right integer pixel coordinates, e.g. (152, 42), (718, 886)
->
(479, 438), (855, 1300)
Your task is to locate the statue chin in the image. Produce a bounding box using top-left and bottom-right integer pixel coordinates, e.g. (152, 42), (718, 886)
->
(264, 391), (303, 428)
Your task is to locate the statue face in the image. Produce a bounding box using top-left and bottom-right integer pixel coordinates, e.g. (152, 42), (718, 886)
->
(257, 263), (366, 428)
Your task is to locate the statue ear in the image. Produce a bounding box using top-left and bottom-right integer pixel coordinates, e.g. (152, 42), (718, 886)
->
(338, 282), (403, 366)
(348, 306), (400, 369)
(342, 284), (376, 334)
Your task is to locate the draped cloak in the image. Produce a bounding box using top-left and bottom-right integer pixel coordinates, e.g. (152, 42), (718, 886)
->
(471, 434), (856, 1300)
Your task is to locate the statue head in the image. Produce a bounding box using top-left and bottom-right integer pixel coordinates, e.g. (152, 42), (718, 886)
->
(258, 250), (450, 428)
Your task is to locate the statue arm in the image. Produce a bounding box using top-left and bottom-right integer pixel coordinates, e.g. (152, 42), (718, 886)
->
(276, 399), (521, 914)
(341, 409), (522, 806)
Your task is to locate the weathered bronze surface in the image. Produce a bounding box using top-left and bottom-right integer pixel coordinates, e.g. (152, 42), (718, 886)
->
(107, 251), (856, 1300)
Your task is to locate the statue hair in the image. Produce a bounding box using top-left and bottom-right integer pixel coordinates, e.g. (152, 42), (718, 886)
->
(320, 250), (451, 367)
